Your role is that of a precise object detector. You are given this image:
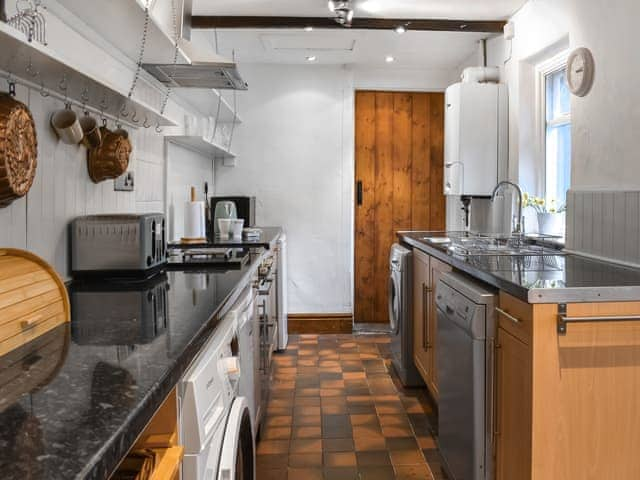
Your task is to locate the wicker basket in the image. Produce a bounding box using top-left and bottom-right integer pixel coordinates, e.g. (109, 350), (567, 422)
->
(87, 126), (131, 183)
(0, 94), (38, 207)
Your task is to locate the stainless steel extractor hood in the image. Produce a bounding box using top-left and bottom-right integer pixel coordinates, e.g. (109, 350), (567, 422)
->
(143, 39), (247, 90)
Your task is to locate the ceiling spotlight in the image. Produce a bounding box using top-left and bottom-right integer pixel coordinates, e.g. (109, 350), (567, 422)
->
(395, 25), (407, 34)
(328, 0), (354, 27)
(306, 56), (318, 62)
(304, 26), (313, 32)
(385, 55), (395, 63)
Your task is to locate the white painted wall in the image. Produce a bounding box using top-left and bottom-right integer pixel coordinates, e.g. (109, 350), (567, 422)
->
(0, 5), (214, 280)
(483, 0), (640, 259)
(566, 0), (640, 189)
(215, 63), (461, 314)
(166, 143), (215, 242)
(214, 64), (354, 314)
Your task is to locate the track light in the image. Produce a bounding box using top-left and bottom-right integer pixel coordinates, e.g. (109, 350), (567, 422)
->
(385, 55), (395, 63)
(328, 0), (354, 27)
(395, 25), (407, 34)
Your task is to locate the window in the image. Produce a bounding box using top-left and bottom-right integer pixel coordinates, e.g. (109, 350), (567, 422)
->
(544, 66), (571, 207)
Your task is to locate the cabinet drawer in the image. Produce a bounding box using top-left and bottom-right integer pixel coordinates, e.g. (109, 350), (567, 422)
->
(497, 292), (533, 344)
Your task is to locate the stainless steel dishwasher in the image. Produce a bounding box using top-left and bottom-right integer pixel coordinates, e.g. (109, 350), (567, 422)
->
(436, 272), (497, 480)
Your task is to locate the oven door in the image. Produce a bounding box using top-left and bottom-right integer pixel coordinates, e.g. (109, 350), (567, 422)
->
(217, 397), (255, 480)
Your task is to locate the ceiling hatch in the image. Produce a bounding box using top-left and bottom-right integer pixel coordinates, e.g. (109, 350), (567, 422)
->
(260, 34), (356, 52)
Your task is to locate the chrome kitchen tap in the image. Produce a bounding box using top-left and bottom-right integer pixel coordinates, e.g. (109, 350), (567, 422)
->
(491, 181), (524, 234)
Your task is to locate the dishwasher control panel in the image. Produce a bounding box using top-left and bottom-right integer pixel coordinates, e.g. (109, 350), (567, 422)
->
(436, 272), (497, 340)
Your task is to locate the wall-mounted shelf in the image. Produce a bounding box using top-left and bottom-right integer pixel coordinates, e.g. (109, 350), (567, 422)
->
(55, 0), (189, 65)
(173, 89), (242, 124)
(166, 135), (236, 160)
(0, 21), (175, 126)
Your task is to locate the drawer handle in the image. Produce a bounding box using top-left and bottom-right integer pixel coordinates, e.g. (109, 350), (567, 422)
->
(557, 313), (640, 334)
(20, 316), (42, 330)
(496, 307), (521, 325)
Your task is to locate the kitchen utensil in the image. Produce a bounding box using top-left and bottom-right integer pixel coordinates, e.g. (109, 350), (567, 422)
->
(0, 248), (70, 357)
(6, 0), (47, 45)
(51, 105), (83, 144)
(204, 182), (212, 240)
(0, 93), (37, 207)
(230, 218), (244, 239)
(79, 113), (102, 149)
(71, 214), (166, 274)
(87, 126), (131, 183)
(213, 200), (237, 236)
(218, 218), (232, 238)
(181, 186), (207, 244)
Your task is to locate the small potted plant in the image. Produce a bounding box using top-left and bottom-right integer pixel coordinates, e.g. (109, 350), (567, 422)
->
(523, 193), (566, 235)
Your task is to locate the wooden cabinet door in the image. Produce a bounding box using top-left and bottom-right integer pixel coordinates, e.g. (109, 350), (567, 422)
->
(427, 257), (451, 399)
(496, 327), (532, 480)
(412, 251), (430, 383)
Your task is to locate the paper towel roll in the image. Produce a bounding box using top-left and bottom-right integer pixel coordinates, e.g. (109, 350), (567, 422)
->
(184, 201), (206, 240)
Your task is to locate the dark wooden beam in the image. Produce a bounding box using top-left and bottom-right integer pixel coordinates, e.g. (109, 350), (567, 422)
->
(191, 16), (506, 33)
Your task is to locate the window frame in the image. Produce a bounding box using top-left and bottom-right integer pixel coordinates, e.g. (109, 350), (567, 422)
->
(535, 50), (571, 205)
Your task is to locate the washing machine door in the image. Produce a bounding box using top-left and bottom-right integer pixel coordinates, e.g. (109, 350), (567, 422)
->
(217, 397), (255, 480)
(388, 271), (400, 335)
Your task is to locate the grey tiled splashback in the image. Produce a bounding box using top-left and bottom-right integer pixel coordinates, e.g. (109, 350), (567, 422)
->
(566, 189), (640, 267)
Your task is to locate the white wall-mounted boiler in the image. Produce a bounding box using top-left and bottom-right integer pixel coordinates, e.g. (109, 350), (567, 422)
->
(444, 70), (508, 197)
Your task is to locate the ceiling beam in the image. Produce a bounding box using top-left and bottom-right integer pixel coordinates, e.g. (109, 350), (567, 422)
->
(191, 16), (506, 33)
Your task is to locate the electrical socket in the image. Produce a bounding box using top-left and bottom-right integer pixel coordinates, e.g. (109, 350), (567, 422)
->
(114, 171), (135, 191)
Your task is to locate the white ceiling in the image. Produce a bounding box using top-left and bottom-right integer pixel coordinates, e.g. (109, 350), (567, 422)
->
(192, 0), (525, 69)
(193, 0), (527, 21)
(204, 29), (487, 69)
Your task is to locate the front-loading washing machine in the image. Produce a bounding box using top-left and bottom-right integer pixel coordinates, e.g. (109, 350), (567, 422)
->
(180, 304), (255, 480)
(389, 243), (424, 387)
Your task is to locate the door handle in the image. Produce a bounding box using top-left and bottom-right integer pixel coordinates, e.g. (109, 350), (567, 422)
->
(356, 181), (363, 206)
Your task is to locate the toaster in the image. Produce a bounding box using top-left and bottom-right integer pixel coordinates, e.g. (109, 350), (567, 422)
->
(71, 214), (166, 274)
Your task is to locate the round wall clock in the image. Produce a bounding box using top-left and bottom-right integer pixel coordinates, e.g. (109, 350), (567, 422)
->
(566, 47), (595, 97)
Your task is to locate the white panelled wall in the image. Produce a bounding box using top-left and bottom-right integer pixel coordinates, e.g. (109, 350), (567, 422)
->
(0, 8), (214, 281)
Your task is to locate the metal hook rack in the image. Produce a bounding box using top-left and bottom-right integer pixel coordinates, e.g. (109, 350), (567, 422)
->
(0, 66), (140, 129)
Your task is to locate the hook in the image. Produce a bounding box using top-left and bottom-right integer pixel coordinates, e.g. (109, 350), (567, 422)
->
(8, 82), (16, 97)
(26, 58), (38, 78)
(120, 103), (129, 118)
(102, 117), (108, 128)
(143, 116), (150, 128)
(58, 74), (68, 93)
(39, 82), (49, 98)
(131, 110), (139, 124)
(81, 86), (90, 104)
(155, 121), (163, 134)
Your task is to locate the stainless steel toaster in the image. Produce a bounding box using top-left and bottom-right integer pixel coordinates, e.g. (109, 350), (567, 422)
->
(71, 214), (166, 274)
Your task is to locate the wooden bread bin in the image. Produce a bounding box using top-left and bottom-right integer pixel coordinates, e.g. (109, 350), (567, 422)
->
(0, 249), (70, 357)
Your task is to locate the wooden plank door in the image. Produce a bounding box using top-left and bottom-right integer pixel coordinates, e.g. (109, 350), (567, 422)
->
(354, 91), (445, 324)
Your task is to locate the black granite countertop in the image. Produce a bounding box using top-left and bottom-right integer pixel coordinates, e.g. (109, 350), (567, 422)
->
(168, 226), (282, 251)
(400, 231), (640, 303)
(0, 246), (273, 480)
